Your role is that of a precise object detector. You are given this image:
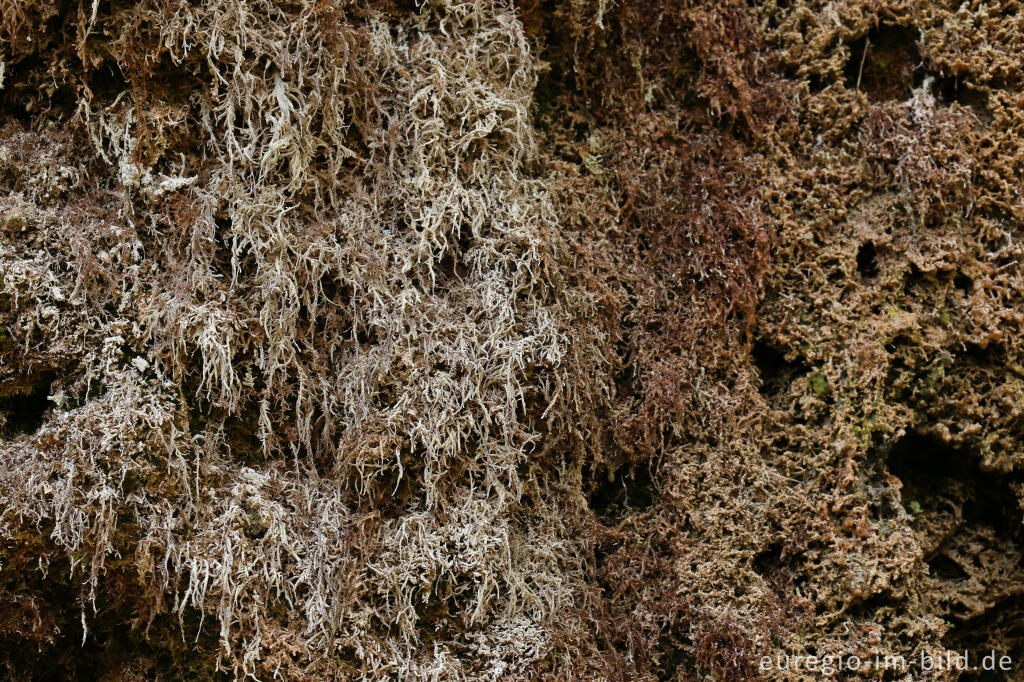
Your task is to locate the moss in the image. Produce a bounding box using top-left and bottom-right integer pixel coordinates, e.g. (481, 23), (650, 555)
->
(3, 0), (1024, 678)
(809, 372), (831, 398)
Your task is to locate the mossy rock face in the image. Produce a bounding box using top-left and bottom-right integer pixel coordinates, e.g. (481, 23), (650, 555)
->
(1, 205), (35, 236)
(2, 522), (227, 679)
(3, 0), (1024, 679)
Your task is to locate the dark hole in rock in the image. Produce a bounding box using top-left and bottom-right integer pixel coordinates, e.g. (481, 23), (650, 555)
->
(614, 364), (637, 400)
(655, 641), (696, 682)
(845, 591), (897, 621)
(86, 62), (129, 102)
(524, 0), (577, 128)
(0, 546), (224, 679)
(213, 215), (232, 242)
(902, 261), (927, 295)
(612, 336), (637, 399)
(0, 46), (81, 121)
(389, 0), (424, 15)
(944, 594), (1024, 682)
(753, 543), (785, 577)
(752, 340), (807, 396)
(931, 75), (990, 118)
(1, 372), (54, 436)
(961, 341), (1001, 367)
(887, 431), (1021, 538)
(352, 323), (379, 346)
(892, 430), (1024, 675)
(889, 431), (1024, 676)
(856, 241), (879, 278)
(954, 273), (974, 293)
(928, 553), (969, 581)
(884, 334), (913, 356)
(0, 56), (47, 122)
(844, 25), (921, 102)
(212, 215), (235, 278)
(213, 215), (258, 283)
(805, 72), (825, 93)
(431, 230), (472, 286)
(586, 460), (655, 521)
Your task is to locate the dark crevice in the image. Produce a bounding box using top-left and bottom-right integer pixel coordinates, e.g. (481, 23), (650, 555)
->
(886, 429), (1024, 670)
(585, 460), (655, 521)
(856, 241), (879, 278)
(845, 591), (898, 621)
(928, 553), (969, 581)
(654, 641), (695, 682)
(954, 273), (974, 293)
(753, 543), (786, 578)
(752, 340), (807, 397)
(902, 261), (925, 294)
(388, 0), (425, 16)
(887, 431), (1024, 679)
(431, 230), (473, 287)
(961, 341), (1001, 367)
(613, 365), (637, 400)
(844, 25), (921, 102)
(0, 371), (55, 437)
(351, 322), (379, 347)
(366, 457), (424, 518)
(944, 594), (1024, 681)
(85, 61), (129, 102)
(523, 0), (578, 128)
(0, 55), (52, 123)
(221, 408), (268, 465)
(931, 75), (990, 119)
(884, 334), (914, 356)
(0, 532), (226, 680)
(214, 214), (258, 285)
(887, 431), (1022, 537)
(414, 575), (471, 645)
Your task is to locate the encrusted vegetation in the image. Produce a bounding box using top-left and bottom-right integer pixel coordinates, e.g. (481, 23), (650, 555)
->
(3, 0), (1024, 679)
